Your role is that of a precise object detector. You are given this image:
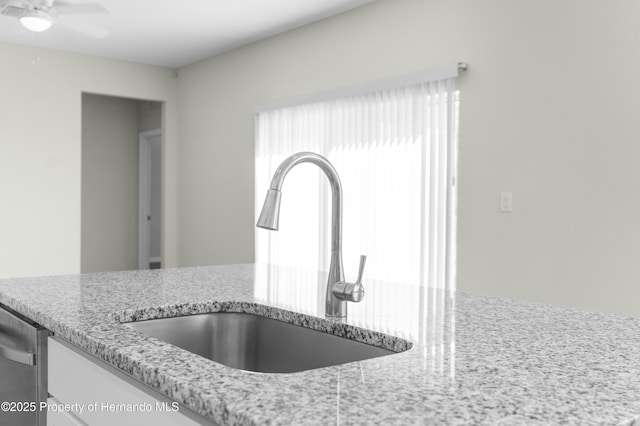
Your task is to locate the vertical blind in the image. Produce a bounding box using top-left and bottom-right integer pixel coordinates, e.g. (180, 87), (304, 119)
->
(255, 71), (460, 341)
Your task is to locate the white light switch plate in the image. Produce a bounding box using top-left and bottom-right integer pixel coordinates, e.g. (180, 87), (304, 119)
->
(500, 192), (512, 212)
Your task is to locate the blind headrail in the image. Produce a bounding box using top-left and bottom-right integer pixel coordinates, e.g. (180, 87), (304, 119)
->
(255, 62), (467, 113)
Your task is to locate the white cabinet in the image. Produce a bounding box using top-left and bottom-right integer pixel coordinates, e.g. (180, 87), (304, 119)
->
(46, 397), (86, 426)
(47, 337), (215, 426)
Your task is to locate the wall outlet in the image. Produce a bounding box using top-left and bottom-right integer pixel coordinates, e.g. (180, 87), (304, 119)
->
(500, 192), (513, 212)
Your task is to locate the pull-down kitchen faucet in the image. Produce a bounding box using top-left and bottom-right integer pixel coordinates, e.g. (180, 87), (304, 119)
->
(256, 152), (366, 319)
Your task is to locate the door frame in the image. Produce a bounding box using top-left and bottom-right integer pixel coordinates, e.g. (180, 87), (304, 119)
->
(138, 128), (162, 270)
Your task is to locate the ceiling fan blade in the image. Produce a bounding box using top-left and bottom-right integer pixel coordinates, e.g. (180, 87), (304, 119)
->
(55, 1), (107, 14)
(0, 0), (32, 15)
(55, 15), (109, 38)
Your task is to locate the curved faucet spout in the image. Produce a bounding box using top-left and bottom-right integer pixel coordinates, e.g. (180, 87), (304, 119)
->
(257, 152), (342, 253)
(256, 152), (363, 319)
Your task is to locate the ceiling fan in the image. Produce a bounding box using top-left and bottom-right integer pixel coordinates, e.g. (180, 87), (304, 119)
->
(0, 0), (108, 37)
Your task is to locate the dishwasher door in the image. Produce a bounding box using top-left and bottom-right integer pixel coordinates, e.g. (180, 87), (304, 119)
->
(0, 304), (49, 426)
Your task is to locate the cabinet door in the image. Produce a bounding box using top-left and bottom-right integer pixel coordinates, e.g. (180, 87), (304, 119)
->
(48, 337), (213, 426)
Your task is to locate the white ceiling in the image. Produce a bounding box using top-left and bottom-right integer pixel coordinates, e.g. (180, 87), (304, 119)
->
(0, 0), (374, 68)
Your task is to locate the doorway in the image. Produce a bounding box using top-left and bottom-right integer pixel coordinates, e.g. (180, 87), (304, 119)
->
(81, 94), (163, 273)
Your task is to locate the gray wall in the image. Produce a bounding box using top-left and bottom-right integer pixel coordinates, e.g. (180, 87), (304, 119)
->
(0, 42), (178, 278)
(81, 94), (141, 273)
(139, 101), (162, 133)
(176, 0), (640, 317)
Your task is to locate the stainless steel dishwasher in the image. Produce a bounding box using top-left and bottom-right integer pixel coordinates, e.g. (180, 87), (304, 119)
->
(0, 303), (49, 426)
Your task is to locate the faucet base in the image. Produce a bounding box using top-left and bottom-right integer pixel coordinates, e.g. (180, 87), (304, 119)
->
(325, 251), (346, 318)
(325, 305), (347, 320)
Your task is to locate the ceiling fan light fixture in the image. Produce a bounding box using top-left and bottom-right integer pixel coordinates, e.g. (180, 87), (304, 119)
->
(20, 14), (52, 32)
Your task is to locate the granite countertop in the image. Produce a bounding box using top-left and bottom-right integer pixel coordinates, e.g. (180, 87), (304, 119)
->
(1, 264), (640, 425)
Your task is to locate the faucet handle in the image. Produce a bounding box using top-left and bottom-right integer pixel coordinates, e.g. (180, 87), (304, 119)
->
(332, 255), (366, 303)
(355, 254), (366, 284)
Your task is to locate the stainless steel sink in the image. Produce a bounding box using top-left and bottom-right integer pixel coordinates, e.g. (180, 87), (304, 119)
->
(125, 312), (400, 373)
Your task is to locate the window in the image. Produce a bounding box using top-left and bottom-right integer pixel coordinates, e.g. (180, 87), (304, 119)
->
(255, 66), (460, 341)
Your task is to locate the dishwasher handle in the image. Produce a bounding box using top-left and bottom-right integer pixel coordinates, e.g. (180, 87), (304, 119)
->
(0, 338), (35, 366)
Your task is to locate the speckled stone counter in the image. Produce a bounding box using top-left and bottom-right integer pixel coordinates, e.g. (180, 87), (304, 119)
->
(1, 264), (640, 425)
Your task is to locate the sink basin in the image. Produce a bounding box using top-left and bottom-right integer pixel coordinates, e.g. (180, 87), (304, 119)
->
(125, 312), (403, 373)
